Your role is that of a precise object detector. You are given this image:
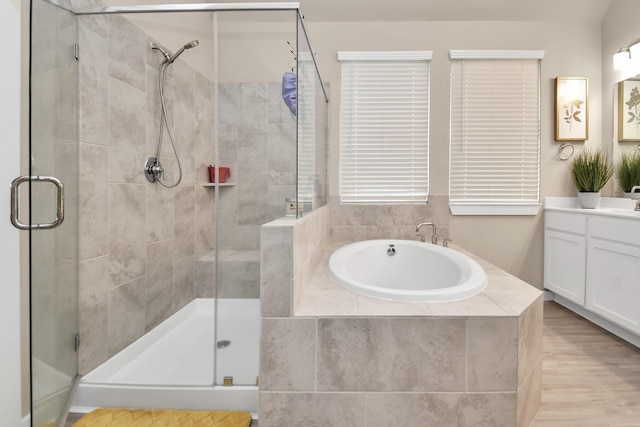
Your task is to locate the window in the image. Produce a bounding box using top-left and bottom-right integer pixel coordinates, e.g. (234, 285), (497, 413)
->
(449, 50), (544, 215)
(338, 51), (431, 204)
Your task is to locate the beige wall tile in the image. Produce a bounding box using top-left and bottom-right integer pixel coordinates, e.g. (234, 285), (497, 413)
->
(145, 66), (175, 159)
(517, 358), (542, 427)
(195, 185), (213, 230)
(174, 185), (195, 260)
(259, 392), (366, 427)
(367, 392), (516, 427)
(195, 253), (215, 298)
(147, 183), (175, 244)
(173, 255), (195, 311)
(145, 240), (174, 331)
(79, 143), (108, 260)
(219, 252), (260, 298)
(518, 296), (544, 386)
(317, 318), (466, 392)
(173, 60), (196, 185)
(260, 318), (316, 391)
(267, 122), (296, 185)
(467, 317), (518, 392)
(108, 277), (146, 355)
(78, 255), (109, 374)
(78, 13), (107, 38)
(238, 164), (269, 225)
(108, 183), (146, 286)
(260, 226), (292, 317)
(108, 15), (146, 91)
(78, 25), (108, 146)
(108, 77), (146, 184)
(195, 227), (214, 259)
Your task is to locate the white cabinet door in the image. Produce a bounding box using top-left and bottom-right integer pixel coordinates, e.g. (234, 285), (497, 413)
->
(586, 239), (640, 334)
(544, 230), (586, 305)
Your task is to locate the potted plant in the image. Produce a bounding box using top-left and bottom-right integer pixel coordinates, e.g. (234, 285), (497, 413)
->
(569, 149), (613, 208)
(617, 150), (640, 197)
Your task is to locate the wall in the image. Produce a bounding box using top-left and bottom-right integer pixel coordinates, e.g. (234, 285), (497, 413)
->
(298, 19), (603, 288)
(602, 0), (640, 192)
(0, 0), (26, 424)
(76, 14), (215, 374)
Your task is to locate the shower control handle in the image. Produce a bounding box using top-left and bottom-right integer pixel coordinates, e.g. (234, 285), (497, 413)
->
(144, 157), (164, 183)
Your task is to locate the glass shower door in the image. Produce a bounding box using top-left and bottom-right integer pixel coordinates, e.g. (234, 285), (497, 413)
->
(29, 0), (79, 425)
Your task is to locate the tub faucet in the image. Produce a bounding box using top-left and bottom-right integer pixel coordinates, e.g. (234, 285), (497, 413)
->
(632, 186), (640, 211)
(416, 222), (438, 244)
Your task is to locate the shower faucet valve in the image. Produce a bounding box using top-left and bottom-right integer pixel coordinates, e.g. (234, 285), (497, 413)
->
(144, 157), (164, 183)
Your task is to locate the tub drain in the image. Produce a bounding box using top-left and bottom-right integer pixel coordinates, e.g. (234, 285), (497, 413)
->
(216, 340), (231, 349)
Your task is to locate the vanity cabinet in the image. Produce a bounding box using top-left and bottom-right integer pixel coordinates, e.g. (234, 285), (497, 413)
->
(585, 216), (640, 334)
(544, 212), (587, 305)
(544, 204), (640, 343)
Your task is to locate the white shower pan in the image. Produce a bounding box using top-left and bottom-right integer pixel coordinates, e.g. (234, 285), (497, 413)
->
(71, 298), (260, 414)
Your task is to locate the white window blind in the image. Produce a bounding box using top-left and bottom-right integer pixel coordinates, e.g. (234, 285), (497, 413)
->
(449, 51), (543, 215)
(338, 51), (431, 204)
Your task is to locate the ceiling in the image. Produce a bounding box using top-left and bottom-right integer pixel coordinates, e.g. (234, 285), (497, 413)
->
(295, 0), (614, 23)
(105, 0), (614, 23)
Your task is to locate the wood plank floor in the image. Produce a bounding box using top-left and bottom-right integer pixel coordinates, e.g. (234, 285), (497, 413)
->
(532, 301), (640, 426)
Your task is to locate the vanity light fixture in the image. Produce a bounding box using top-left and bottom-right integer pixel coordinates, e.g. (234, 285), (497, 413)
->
(613, 39), (640, 71)
(613, 48), (630, 71)
(630, 41), (640, 65)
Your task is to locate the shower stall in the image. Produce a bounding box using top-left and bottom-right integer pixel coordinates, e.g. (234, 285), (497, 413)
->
(27, 1), (328, 425)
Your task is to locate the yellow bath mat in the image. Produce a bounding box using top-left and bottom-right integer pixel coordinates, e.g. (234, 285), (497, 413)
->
(72, 408), (252, 427)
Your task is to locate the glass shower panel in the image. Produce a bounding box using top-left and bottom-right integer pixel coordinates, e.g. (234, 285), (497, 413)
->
(213, 10), (297, 386)
(296, 13), (328, 216)
(30, 0), (79, 425)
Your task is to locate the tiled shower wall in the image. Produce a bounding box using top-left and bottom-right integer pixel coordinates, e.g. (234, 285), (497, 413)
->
(194, 83), (298, 300)
(76, 14), (299, 372)
(76, 15), (215, 374)
(216, 82), (298, 251)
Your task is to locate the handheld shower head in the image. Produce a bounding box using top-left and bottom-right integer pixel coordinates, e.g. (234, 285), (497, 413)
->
(166, 40), (199, 64)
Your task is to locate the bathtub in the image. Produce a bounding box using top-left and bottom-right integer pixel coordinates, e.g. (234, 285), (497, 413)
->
(328, 239), (487, 302)
(71, 298), (259, 415)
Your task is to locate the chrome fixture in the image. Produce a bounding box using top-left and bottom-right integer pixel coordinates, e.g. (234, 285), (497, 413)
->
(443, 238), (452, 248)
(613, 39), (640, 71)
(631, 186), (640, 211)
(387, 244), (396, 256)
(416, 222), (438, 244)
(11, 175), (65, 230)
(145, 40), (199, 187)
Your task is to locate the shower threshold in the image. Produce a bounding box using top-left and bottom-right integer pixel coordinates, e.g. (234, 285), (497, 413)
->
(71, 298), (259, 414)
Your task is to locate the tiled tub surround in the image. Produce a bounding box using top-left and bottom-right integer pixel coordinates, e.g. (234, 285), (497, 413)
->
(77, 14), (215, 374)
(260, 205), (543, 427)
(328, 195), (451, 242)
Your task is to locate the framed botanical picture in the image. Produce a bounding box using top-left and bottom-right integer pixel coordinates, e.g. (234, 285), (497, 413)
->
(618, 79), (640, 142)
(555, 77), (589, 141)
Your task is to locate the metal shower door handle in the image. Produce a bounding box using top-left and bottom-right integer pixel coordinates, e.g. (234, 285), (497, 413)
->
(10, 175), (65, 230)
